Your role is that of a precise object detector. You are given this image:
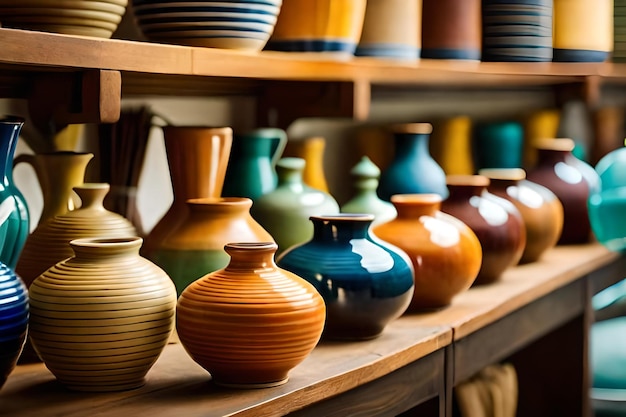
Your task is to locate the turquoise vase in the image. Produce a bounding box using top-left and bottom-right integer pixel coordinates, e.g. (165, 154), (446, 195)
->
(377, 123), (448, 201)
(222, 128), (287, 200)
(341, 156), (397, 225)
(0, 262), (28, 388)
(0, 117), (29, 269)
(251, 157), (339, 255)
(473, 121), (524, 170)
(277, 214), (414, 340)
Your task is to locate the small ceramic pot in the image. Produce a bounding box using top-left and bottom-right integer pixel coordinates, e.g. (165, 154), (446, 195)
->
(372, 194), (482, 310)
(278, 214), (414, 340)
(177, 242), (326, 388)
(421, 0), (481, 60)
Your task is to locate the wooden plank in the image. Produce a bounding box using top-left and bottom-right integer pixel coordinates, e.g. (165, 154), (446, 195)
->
(1, 321), (450, 417)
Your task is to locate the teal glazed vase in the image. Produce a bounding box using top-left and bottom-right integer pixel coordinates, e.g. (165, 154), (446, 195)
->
(251, 157), (339, 255)
(222, 128), (287, 200)
(0, 117), (29, 269)
(277, 214), (414, 340)
(341, 156), (397, 226)
(377, 123), (448, 201)
(473, 121), (524, 170)
(0, 263), (28, 389)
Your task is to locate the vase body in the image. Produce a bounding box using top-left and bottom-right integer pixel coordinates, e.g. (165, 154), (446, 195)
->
(372, 194), (482, 310)
(14, 151), (93, 225)
(278, 214), (414, 340)
(526, 138), (598, 244)
(421, 0), (481, 60)
(152, 197), (274, 295)
(355, 0), (421, 59)
(0, 117), (29, 269)
(222, 128), (287, 200)
(251, 157), (339, 254)
(473, 121), (524, 170)
(378, 123), (448, 201)
(341, 156), (397, 226)
(142, 126), (232, 259)
(441, 175), (526, 285)
(28, 237), (176, 392)
(0, 263), (28, 388)
(16, 183), (138, 289)
(480, 168), (564, 263)
(283, 136), (329, 192)
(430, 116), (474, 175)
(177, 242), (325, 388)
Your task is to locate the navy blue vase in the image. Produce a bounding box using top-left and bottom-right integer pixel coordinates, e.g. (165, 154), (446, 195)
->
(277, 214), (414, 340)
(0, 262), (28, 389)
(377, 123), (448, 201)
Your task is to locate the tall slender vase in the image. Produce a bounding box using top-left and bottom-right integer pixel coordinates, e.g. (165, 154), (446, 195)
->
(142, 126), (232, 260)
(278, 214), (414, 340)
(0, 117), (29, 269)
(283, 136), (330, 192)
(378, 123), (448, 201)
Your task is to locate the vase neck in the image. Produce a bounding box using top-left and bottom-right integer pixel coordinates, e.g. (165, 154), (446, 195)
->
(393, 133), (430, 159)
(224, 242), (278, 271)
(0, 118), (23, 179)
(311, 215), (373, 242)
(276, 157), (305, 186)
(70, 237), (142, 261)
(187, 197), (252, 219)
(447, 184), (485, 200)
(536, 149), (569, 165)
(393, 197), (441, 218)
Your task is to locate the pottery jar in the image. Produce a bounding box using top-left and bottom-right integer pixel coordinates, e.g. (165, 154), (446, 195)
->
(472, 121), (524, 170)
(479, 168), (564, 263)
(251, 157), (339, 255)
(277, 214), (414, 340)
(441, 175), (526, 285)
(151, 197), (274, 295)
(142, 126), (232, 260)
(421, 0), (481, 60)
(283, 136), (330, 192)
(177, 242), (325, 388)
(372, 194), (482, 310)
(0, 263), (28, 389)
(378, 123), (448, 201)
(28, 237), (177, 392)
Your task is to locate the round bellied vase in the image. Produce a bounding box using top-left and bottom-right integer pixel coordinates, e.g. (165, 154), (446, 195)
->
(277, 214), (414, 340)
(151, 197), (274, 295)
(251, 157), (339, 255)
(0, 264), (28, 389)
(372, 194), (482, 310)
(177, 242), (326, 388)
(341, 156), (397, 226)
(378, 123), (448, 201)
(479, 168), (564, 263)
(28, 237), (177, 392)
(526, 138), (599, 244)
(441, 175), (526, 285)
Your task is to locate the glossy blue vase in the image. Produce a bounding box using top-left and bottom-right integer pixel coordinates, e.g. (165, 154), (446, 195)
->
(0, 263), (28, 389)
(377, 123), (448, 201)
(277, 214), (414, 340)
(0, 117), (29, 269)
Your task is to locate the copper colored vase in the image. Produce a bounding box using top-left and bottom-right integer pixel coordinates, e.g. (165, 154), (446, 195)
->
(421, 0), (481, 60)
(441, 175), (526, 285)
(177, 242), (326, 388)
(372, 194), (482, 310)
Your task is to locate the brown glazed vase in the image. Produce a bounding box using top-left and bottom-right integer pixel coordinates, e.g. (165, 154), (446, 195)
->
(441, 175), (526, 285)
(142, 126), (232, 259)
(479, 168), (564, 263)
(151, 197), (274, 295)
(372, 194), (482, 310)
(176, 242), (326, 388)
(28, 237), (177, 392)
(526, 138), (599, 244)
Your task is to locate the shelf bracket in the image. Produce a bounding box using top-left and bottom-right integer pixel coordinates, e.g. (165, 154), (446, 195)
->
(554, 75), (602, 110)
(257, 80), (371, 129)
(27, 69), (122, 138)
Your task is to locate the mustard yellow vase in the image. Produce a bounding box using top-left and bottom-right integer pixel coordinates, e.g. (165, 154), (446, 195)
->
(430, 116), (474, 175)
(283, 136), (329, 192)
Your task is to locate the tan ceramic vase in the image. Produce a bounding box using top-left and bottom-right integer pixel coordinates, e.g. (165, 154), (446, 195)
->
(479, 168), (564, 264)
(283, 136), (330, 192)
(16, 183), (137, 289)
(14, 151), (94, 225)
(28, 237), (177, 392)
(372, 194), (482, 310)
(142, 126), (232, 260)
(177, 242), (326, 388)
(151, 197), (274, 295)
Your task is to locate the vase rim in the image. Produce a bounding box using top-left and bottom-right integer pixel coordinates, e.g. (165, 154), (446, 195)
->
(390, 123), (433, 135)
(0, 115), (25, 125)
(224, 242), (278, 251)
(446, 174), (490, 187)
(70, 236), (142, 248)
(391, 193), (442, 204)
(478, 168), (526, 181)
(187, 197), (252, 206)
(310, 213), (375, 222)
(534, 138), (575, 152)
(73, 182), (110, 191)
(162, 126), (233, 133)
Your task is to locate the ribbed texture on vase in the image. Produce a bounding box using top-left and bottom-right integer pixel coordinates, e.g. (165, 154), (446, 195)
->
(0, 263), (28, 388)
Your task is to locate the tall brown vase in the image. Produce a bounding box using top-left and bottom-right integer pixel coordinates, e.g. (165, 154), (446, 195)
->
(142, 126), (232, 259)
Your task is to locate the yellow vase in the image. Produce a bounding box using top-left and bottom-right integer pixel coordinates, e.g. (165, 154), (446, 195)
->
(430, 116), (474, 175)
(283, 136), (329, 192)
(523, 109), (560, 168)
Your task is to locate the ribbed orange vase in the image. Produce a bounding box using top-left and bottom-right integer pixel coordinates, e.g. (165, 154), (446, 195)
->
(177, 242), (326, 388)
